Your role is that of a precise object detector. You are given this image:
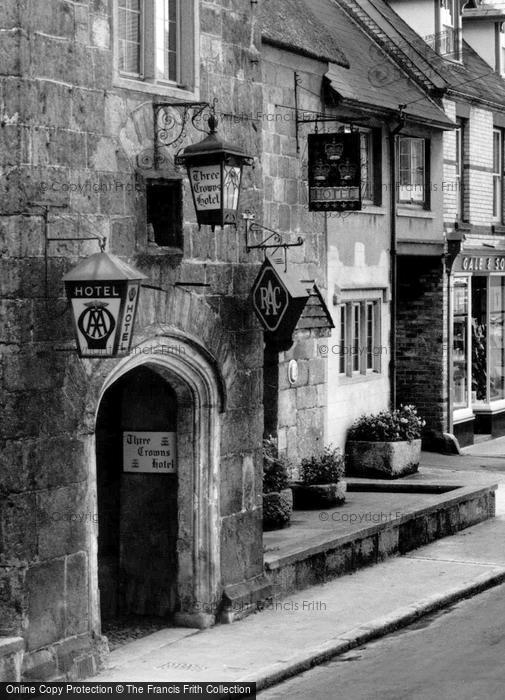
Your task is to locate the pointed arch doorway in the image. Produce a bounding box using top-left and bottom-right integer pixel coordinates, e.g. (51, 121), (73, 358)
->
(94, 338), (224, 632)
(96, 365), (178, 622)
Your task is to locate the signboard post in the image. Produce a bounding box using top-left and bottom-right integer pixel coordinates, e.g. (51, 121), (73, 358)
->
(308, 132), (361, 212)
(123, 432), (177, 474)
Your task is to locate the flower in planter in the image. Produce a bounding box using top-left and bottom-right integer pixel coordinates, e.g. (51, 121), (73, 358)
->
(300, 445), (345, 485)
(293, 446), (346, 509)
(346, 405), (425, 479)
(262, 436), (293, 529)
(347, 405), (426, 443)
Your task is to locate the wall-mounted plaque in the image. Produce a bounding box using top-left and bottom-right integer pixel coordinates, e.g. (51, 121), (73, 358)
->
(123, 432), (177, 474)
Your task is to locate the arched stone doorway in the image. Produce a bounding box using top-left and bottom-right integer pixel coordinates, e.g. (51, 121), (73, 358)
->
(96, 365), (179, 622)
(93, 336), (224, 630)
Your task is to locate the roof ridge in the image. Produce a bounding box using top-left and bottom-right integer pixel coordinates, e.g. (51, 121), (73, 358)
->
(335, 0), (440, 92)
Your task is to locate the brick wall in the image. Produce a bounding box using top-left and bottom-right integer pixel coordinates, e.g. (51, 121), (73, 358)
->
(396, 256), (449, 438)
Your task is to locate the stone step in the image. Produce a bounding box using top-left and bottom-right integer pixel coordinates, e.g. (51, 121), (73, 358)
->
(261, 480), (496, 605)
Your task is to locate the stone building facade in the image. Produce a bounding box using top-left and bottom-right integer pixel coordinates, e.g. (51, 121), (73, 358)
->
(2, 0), (502, 685)
(0, 0), (275, 681)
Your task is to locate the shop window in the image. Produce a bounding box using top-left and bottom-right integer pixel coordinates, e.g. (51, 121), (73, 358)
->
(116, 0), (196, 92)
(489, 277), (505, 400)
(338, 299), (381, 377)
(453, 277), (470, 410)
(398, 137), (429, 207)
(493, 129), (503, 223)
(146, 179), (183, 249)
(453, 275), (505, 414)
(472, 276), (505, 403)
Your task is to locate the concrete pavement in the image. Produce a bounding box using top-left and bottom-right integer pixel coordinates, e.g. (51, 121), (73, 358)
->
(259, 581), (505, 700)
(90, 442), (505, 690)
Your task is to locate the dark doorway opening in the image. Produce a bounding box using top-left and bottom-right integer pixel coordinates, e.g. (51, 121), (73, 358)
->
(263, 343), (279, 438)
(96, 365), (178, 645)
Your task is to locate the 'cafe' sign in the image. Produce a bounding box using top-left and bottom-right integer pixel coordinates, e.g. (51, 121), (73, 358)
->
(456, 254), (505, 273)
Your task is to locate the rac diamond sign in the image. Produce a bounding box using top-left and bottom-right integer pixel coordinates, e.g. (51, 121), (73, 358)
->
(251, 257), (312, 342)
(252, 264), (290, 332)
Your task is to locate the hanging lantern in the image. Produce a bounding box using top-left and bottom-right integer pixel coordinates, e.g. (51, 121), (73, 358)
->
(63, 251), (147, 358)
(175, 111), (253, 231)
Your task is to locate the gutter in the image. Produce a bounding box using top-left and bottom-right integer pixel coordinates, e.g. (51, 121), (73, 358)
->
(388, 115), (405, 410)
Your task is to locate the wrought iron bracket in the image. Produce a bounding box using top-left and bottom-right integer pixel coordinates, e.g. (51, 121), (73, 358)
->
(243, 211), (304, 272)
(288, 71), (365, 153)
(152, 100), (212, 168)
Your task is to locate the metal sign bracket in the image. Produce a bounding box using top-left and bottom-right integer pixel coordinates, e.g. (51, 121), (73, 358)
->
(243, 211), (304, 272)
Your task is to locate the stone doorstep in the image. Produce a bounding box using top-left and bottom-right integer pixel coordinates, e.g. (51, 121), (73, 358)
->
(0, 637), (24, 657)
(220, 574), (273, 624)
(264, 482), (497, 571)
(263, 482), (497, 599)
(17, 633), (108, 683)
(0, 637), (24, 683)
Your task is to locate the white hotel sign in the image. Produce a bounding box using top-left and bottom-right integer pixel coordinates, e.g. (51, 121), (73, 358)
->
(123, 432), (177, 474)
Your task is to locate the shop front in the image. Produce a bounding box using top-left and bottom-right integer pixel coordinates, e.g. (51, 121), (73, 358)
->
(452, 252), (505, 445)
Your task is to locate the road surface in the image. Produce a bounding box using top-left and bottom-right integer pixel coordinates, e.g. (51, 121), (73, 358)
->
(259, 583), (505, 700)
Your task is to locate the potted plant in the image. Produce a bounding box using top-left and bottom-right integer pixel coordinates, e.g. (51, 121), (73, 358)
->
(292, 445), (346, 509)
(262, 437), (293, 530)
(346, 404), (425, 479)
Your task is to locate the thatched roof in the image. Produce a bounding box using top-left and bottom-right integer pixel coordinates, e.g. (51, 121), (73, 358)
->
(260, 0), (349, 67)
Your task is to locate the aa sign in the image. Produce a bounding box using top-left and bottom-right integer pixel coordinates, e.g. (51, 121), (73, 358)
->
(63, 251), (147, 358)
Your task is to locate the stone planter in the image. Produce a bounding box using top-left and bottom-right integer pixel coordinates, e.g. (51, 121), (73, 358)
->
(346, 439), (422, 479)
(262, 488), (293, 530)
(292, 481), (346, 509)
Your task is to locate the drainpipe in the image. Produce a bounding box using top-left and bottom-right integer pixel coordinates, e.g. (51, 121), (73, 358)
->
(388, 116), (405, 410)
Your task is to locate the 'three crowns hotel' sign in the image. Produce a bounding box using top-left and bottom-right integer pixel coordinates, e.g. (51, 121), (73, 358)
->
(308, 132), (361, 212)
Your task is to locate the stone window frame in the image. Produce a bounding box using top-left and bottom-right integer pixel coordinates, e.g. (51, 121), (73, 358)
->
(435, 0), (463, 62)
(337, 293), (383, 378)
(455, 118), (467, 223)
(359, 128), (382, 206)
(397, 135), (431, 209)
(492, 127), (504, 224)
(112, 0), (200, 101)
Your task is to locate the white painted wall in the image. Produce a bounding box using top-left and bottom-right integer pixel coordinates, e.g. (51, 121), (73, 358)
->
(388, 0), (436, 39)
(463, 22), (496, 69)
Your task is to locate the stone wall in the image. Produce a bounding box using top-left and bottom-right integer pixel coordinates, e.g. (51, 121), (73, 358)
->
(261, 46), (331, 465)
(0, 0), (266, 679)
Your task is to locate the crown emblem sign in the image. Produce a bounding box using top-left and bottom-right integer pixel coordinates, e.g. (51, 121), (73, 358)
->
(313, 159), (331, 182)
(325, 140), (344, 161)
(338, 159), (357, 181)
